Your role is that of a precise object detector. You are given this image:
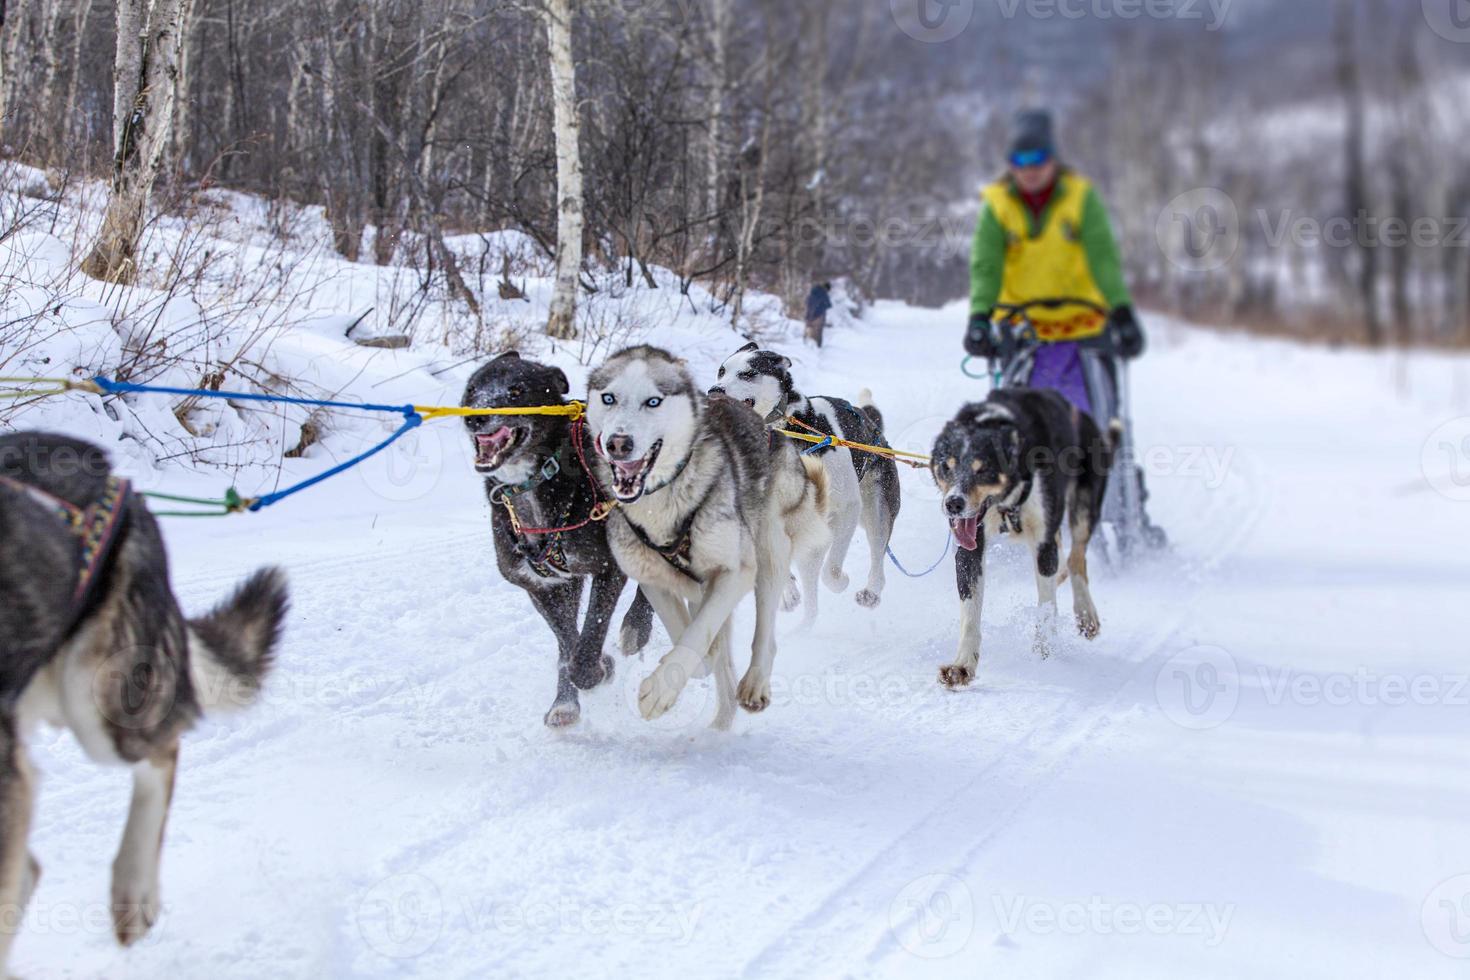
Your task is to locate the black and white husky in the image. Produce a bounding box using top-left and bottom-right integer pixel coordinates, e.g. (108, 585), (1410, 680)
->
(929, 390), (1114, 687)
(0, 432), (287, 971)
(709, 342), (900, 615)
(586, 346), (830, 729)
(462, 352), (653, 728)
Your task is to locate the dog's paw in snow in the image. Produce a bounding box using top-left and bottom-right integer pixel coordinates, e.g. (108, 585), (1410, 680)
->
(544, 699), (581, 728)
(938, 664), (974, 689)
(639, 656), (694, 720)
(737, 670), (771, 713)
(111, 871), (160, 947)
(570, 653), (614, 691)
(823, 565), (850, 593)
(781, 575), (802, 612)
(855, 588), (881, 608)
(1075, 605), (1101, 640)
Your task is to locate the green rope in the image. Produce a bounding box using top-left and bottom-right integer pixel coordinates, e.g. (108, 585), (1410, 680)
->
(141, 487), (249, 518)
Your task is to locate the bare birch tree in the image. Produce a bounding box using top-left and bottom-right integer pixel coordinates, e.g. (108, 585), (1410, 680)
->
(80, 0), (194, 284)
(544, 0), (582, 340)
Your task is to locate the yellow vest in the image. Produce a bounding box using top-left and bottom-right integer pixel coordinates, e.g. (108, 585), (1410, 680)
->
(981, 173), (1108, 341)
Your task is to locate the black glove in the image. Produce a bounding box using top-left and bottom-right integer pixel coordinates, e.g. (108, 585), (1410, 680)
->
(965, 312), (997, 359)
(1109, 306), (1146, 359)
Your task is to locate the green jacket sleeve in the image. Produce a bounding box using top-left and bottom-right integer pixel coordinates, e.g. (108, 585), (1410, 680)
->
(1080, 188), (1132, 309)
(969, 202), (1006, 317)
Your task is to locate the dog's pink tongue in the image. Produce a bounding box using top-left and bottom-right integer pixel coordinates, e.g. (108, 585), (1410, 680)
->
(478, 426), (513, 450)
(612, 459), (643, 478)
(951, 517), (980, 552)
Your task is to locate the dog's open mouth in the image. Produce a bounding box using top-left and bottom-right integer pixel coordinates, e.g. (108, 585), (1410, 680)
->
(608, 440), (662, 501)
(475, 425), (524, 473)
(949, 500), (991, 552)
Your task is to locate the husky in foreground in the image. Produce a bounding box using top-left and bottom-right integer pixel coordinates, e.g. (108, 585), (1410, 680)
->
(709, 342), (900, 616)
(462, 352), (653, 727)
(586, 346), (830, 729)
(0, 432), (286, 970)
(929, 390), (1113, 686)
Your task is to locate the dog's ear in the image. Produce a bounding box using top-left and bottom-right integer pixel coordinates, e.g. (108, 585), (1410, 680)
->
(779, 356), (793, 371)
(549, 368), (570, 396)
(1007, 428), (1022, 467)
(493, 350), (521, 363)
(736, 341), (759, 354)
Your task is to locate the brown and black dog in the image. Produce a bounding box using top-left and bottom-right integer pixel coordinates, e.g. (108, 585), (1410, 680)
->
(0, 432), (286, 970)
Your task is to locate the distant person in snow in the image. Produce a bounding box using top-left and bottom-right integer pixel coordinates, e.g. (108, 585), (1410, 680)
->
(805, 281), (833, 348)
(965, 109), (1163, 546)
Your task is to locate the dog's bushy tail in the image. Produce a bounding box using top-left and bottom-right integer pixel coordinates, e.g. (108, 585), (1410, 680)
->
(799, 456), (830, 515)
(187, 568), (288, 712)
(856, 388), (885, 433)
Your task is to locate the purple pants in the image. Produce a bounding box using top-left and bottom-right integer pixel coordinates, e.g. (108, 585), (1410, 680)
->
(1028, 342), (1091, 416)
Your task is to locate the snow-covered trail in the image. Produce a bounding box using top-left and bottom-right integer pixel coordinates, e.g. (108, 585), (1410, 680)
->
(14, 306), (1470, 979)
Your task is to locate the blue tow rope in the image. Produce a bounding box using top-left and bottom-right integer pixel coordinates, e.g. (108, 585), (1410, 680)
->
(92, 376), (425, 513)
(886, 531), (952, 578)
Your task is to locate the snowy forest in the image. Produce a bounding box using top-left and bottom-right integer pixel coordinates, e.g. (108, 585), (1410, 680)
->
(0, 0), (1465, 348)
(2, 2), (1470, 978)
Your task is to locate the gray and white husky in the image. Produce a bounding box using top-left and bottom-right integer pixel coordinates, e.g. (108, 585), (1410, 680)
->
(709, 342), (901, 616)
(0, 432), (287, 971)
(586, 346), (830, 729)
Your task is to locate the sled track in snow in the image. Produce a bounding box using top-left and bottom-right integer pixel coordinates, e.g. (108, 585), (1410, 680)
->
(738, 429), (1274, 977)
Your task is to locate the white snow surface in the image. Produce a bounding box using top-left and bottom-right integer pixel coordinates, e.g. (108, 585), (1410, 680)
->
(5, 195), (1470, 978)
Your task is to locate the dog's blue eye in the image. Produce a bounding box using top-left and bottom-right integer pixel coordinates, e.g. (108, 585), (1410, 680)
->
(601, 393), (616, 406)
(645, 397), (662, 409)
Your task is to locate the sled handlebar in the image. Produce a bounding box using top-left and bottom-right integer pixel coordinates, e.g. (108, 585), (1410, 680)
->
(991, 297), (1111, 319)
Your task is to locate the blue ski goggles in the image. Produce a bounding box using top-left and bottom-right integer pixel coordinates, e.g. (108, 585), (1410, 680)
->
(1009, 148), (1052, 169)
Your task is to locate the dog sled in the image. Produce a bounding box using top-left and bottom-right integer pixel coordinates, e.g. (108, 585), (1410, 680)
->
(965, 296), (1167, 568)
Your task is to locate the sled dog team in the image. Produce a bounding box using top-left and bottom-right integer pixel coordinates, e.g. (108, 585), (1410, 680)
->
(464, 341), (1113, 728)
(0, 341), (1113, 970)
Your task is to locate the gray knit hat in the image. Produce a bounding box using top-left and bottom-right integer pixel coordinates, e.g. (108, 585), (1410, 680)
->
(1008, 109), (1056, 161)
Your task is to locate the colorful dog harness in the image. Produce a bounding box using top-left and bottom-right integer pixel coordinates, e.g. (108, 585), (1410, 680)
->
(0, 473), (132, 627)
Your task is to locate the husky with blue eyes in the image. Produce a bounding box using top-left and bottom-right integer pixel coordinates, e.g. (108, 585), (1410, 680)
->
(586, 346), (831, 729)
